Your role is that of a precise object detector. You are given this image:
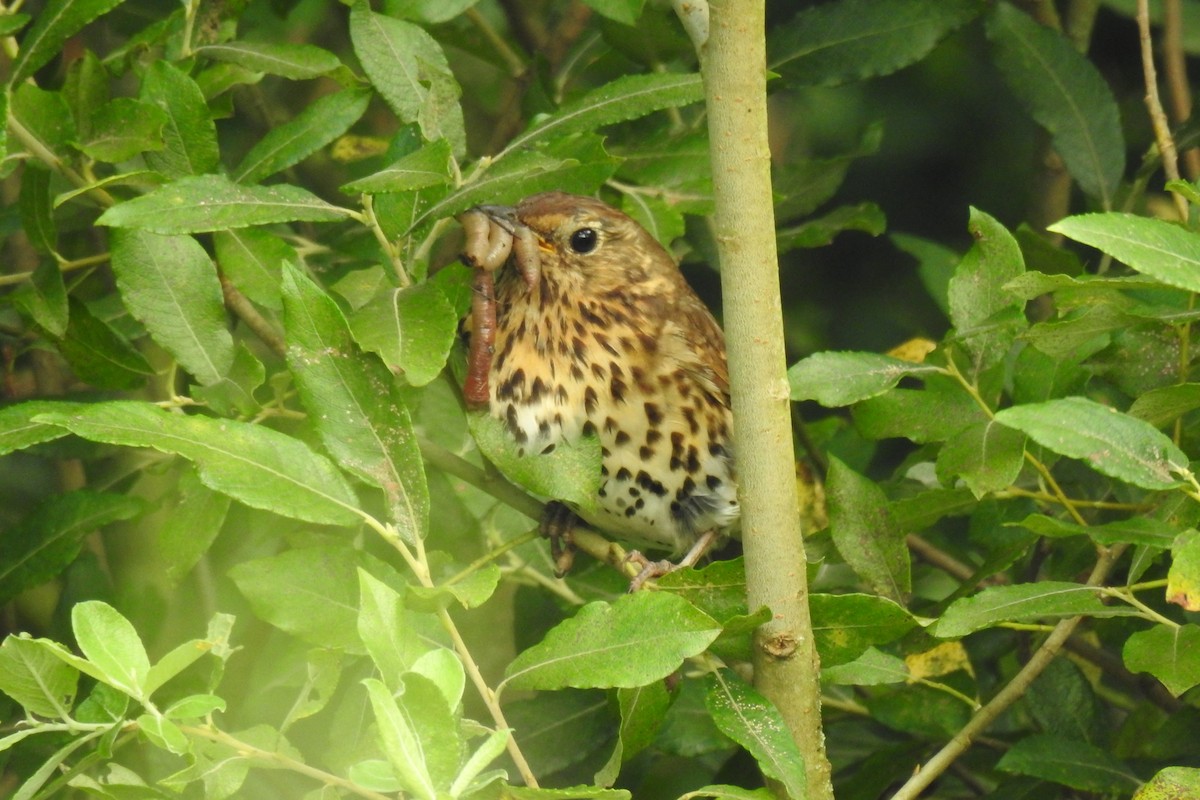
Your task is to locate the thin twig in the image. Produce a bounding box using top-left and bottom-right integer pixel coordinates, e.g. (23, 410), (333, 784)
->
(1161, 0), (1200, 180)
(1137, 0), (1189, 221)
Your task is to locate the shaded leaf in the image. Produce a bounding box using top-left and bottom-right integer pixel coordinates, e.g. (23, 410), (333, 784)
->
(704, 670), (806, 800)
(827, 456), (910, 601)
(195, 41), (342, 79)
(10, 0), (125, 86)
(789, 351), (942, 407)
(996, 734), (1140, 793)
(933, 581), (1134, 638)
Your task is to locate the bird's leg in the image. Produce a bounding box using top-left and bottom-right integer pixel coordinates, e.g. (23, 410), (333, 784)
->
(626, 529), (720, 592)
(539, 501), (578, 577)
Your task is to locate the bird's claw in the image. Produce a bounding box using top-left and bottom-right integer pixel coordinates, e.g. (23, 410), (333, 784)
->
(540, 501), (578, 577)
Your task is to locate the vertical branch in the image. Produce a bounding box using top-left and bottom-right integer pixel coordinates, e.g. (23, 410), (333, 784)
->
(1137, 0), (1189, 221)
(1161, 0), (1200, 180)
(697, 2), (831, 798)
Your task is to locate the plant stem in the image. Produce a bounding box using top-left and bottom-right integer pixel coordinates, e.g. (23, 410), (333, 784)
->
(1137, 0), (1189, 221)
(889, 545), (1125, 799)
(699, 2), (830, 797)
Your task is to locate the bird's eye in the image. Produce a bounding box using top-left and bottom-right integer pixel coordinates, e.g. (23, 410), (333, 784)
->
(569, 227), (598, 254)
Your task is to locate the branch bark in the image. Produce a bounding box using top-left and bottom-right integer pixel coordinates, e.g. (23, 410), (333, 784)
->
(698, 2), (831, 798)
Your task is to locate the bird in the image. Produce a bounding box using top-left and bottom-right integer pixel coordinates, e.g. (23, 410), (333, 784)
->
(459, 191), (739, 578)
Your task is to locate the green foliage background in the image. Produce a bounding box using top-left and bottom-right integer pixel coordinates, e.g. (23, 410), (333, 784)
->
(1, 1), (1199, 799)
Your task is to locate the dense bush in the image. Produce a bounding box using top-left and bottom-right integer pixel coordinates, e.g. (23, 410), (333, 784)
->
(0, 1), (1198, 799)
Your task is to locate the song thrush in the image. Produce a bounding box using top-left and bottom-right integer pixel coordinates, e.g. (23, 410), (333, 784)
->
(460, 192), (739, 572)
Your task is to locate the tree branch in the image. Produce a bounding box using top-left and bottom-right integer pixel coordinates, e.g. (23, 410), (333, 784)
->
(698, 2), (831, 797)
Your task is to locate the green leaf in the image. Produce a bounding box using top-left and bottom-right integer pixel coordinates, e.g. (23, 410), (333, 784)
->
(0, 491), (143, 606)
(679, 787), (774, 800)
(0, 400), (80, 456)
(1049, 213), (1200, 293)
(341, 138), (454, 194)
(19, 164), (56, 255)
(55, 297), (154, 390)
(1168, 529), (1200, 611)
(986, 3), (1124, 206)
(213, 228), (293, 310)
(821, 647), (910, 686)
(768, 0), (983, 86)
(164, 693), (226, 720)
(468, 412), (602, 515)
(996, 734), (1140, 793)
(363, 677), (437, 800)
(350, 3), (465, 154)
(948, 207), (1027, 370)
(583, 0), (644, 25)
(12, 258), (69, 337)
(137, 712), (189, 754)
(97, 175), (354, 233)
(281, 265), (428, 538)
(506, 690), (618, 778)
(1013, 514), (1178, 548)
(1129, 383), (1200, 428)
(811, 593), (917, 667)
(158, 466), (232, 586)
(776, 201), (887, 252)
(11, 84), (76, 165)
(503, 592), (721, 690)
(72, 601), (151, 698)
(826, 456), (910, 601)
(232, 87), (371, 184)
(1134, 767), (1200, 800)
(348, 281), (458, 387)
(616, 682), (670, 761)
(450, 727), (509, 797)
(145, 617), (231, 697)
(994, 397), (1187, 490)
(110, 229), (234, 386)
(357, 570), (428, 683)
(230, 546), (388, 653)
(505, 787), (630, 800)
(704, 670), (806, 800)
(932, 581), (1130, 638)
(139, 61), (220, 177)
(78, 97), (167, 162)
(409, 648), (465, 711)
(788, 351), (942, 406)
(0, 636), (79, 718)
(935, 419), (1026, 497)
(501, 72), (702, 157)
(0, 13), (30, 37)
(34, 401), (361, 526)
(9, 0), (126, 86)
(853, 374), (986, 444)
(195, 41), (343, 79)
(1126, 623), (1200, 694)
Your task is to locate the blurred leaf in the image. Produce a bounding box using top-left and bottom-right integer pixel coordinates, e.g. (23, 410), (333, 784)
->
(19, 164), (56, 254)
(503, 592), (720, 690)
(506, 787), (630, 800)
(164, 694), (226, 720)
(769, 0), (983, 86)
(1168, 529), (1200, 611)
(78, 98), (167, 162)
(192, 343), (266, 417)
(382, 0), (480, 23)
(776, 201), (886, 252)
(996, 734), (1140, 793)
(364, 677), (439, 800)
(705, 670), (806, 800)
(775, 125), (882, 220)
(97, 175), (354, 233)
(789, 351), (942, 407)
(468, 412), (601, 515)
(450, 727), (509, 796)
(827, 456), (910, 601)
(341, 137), (454, 194)
(821, 647), (909, 686)
(893, 233), (958, 317)
(282, 264), (429, 539)
(935, 419), (1026, 497)
(616, 682), (670, 761)
(505, 690), (617, 778)
(348, 281), (458, 387)
(350, 3), (465, 154)
(1050, 212), (1200, 292)
(0, 400), (80, 455)
(232, 87), (372, 184)
(72, 601), (151, 698)
(195, 41), (343, 79)
(811, 593), (917, 666)
(853, 374), (985, 444)
(213, 228), (293, 310)
(138, 712), (189, 754)
(12, 258), (69, 337)
(0, 636), (79, 718)
(110, 229), (234, 385)
(158, 467), (230, 586)
(1013, 514), (1178, 548)
(410, 648), (465, 711)
(583, 0), (644, 25)
(230, 546), (387, 653)
(0, 12), (30, 36)
(933, 582), (1135, 638)
(145, 616), (231, 698)
(0, 491), (143, 606)
(34, 401), (361, 525)
(11, 84), (76, 164)
(357, 570), (427, 684)
(56, 297), (155, 390)
(620, 191), (684, 247)
(139, 61), (220, 177)
(987, 3), (1124, 206)
(9, 0), (125, 86)
(948, 207), (1027, 370)
(1134, 767), (1200, 800)
(1130, 383), (1200, 428)
(994, 397), (1187, 490)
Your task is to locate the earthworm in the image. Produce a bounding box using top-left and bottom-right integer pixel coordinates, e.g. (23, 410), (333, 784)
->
(464, 267), (496, 409)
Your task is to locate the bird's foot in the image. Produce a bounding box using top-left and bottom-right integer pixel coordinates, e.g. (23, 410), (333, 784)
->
(539, 501), (578, 577)
(625, 530), (721, 591)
